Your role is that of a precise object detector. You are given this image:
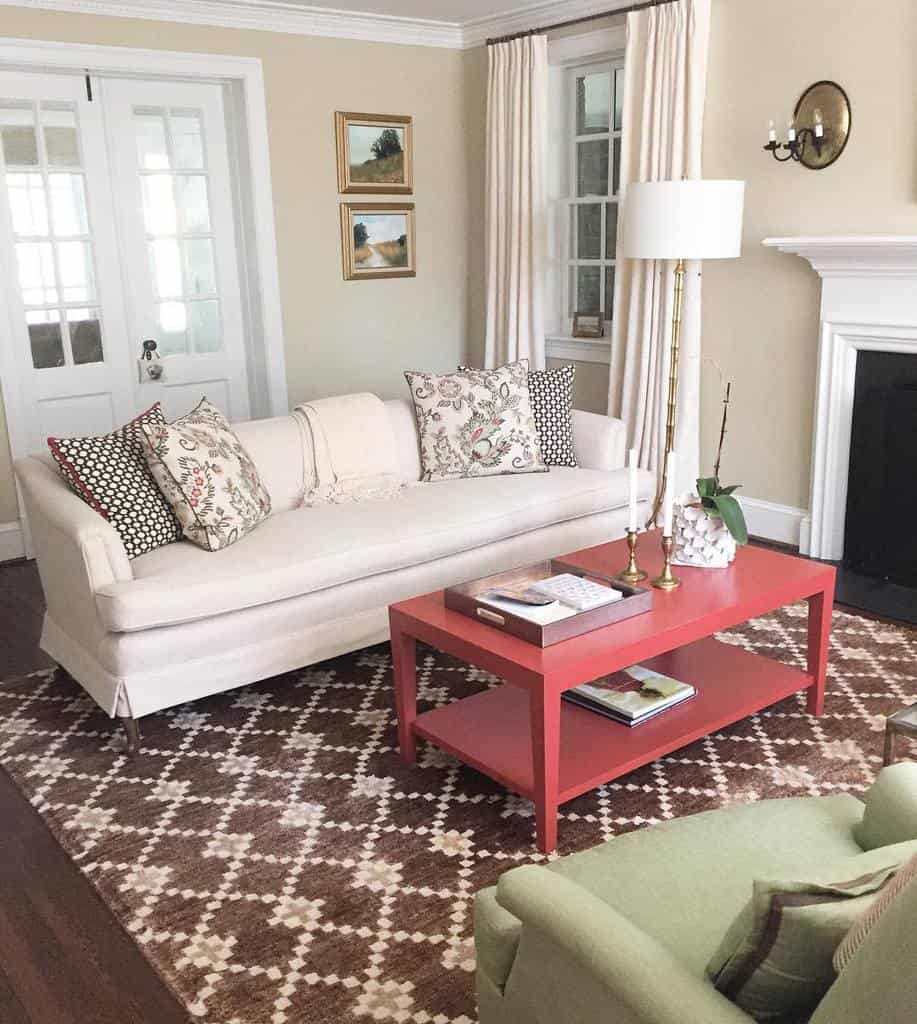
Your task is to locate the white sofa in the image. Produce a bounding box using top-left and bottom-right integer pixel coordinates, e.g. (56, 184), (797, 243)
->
(15, 398), (651, 748)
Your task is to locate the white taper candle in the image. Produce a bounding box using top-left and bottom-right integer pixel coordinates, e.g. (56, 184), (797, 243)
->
(628, 448), (638, 533)
(662, 450), (677, 537)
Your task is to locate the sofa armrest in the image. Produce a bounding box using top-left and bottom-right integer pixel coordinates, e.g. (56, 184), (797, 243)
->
(15, 454), (132, 593)
(496, 866), (750, 1024)
(572, 410), (626, 471)
(855, 762), (917, 850)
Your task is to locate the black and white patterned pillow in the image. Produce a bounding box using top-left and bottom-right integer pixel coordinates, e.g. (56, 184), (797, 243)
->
(528, 364), (577, 467)
(457, 363), (577, 467)
(48, 403), (183, 559)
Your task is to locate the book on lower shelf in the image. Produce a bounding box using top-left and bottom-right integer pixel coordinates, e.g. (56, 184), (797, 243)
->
(563, 664), (696, 727)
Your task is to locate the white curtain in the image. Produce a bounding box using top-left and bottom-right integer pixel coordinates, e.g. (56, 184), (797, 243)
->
(484, 35), (548, 370)
(607, 0), (711, 493)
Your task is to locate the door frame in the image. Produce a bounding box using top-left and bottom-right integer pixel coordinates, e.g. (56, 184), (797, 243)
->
(0, 37), (289, 521)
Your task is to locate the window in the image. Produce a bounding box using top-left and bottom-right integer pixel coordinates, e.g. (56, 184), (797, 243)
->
(564, 60), (624, 332)
(1, 101), (103, 369)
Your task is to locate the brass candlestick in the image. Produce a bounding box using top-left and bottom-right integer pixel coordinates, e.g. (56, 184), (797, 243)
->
(652, 535), (681, 591)
(616, 529), (647, 583)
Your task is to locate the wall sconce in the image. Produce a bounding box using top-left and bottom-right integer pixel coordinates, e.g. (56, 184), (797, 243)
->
(764, 80), (851, 169)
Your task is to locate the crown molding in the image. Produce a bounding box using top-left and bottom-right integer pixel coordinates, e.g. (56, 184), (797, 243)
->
(462, 0), (632, 48)
(0, 0), (466, 48)
(1, 0), (635, 49)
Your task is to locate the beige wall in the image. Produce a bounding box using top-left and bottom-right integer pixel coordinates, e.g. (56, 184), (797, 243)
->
(702, 0), (917, 508)
(0, 6), (485, 523)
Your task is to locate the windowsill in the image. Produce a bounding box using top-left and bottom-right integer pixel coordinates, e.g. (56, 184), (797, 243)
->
(546, 335), (611, 365)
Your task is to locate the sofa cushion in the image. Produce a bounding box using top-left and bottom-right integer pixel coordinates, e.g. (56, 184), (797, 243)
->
(810, 850), (917, 1024)
(545, 794), (867, 977)
(707, 842), (916, 1021)
(404, 360), (546, 481)
(140, 398), (272, 552)
(48, 403), (183, 559)
(232, 415), (305, 512)
(96, 466), (640, 632)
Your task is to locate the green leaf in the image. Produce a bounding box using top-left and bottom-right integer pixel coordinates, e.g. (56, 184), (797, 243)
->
(712, 494), (748, 545)
(696, 476), (716, 499)
(718, 484), (741, 496)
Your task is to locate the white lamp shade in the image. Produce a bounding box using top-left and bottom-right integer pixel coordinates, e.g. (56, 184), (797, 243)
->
(619, 179), (745, 260)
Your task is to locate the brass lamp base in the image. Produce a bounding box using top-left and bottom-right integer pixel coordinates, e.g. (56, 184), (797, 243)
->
(616, 530), (647, 583)
(651, 535), (681, 591)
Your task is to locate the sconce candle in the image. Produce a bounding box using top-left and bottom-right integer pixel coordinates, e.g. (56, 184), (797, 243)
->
(813, 107), (824, 138)
(767, 119), (777, 143)
(786, 119), (796, 143)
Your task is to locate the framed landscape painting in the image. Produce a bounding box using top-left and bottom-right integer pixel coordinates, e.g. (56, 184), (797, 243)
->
(340, 202), (416, 280)
(335, 112), (413, 194)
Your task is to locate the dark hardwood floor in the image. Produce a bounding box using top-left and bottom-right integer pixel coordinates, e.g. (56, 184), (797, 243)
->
(0, 559), (188, 1024)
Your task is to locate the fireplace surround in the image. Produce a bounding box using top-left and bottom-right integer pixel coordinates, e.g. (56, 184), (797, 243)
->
(763, 236), (917, 568)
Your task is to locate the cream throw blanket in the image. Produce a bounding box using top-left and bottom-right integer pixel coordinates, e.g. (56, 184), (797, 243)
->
(292, 394), (404, 506)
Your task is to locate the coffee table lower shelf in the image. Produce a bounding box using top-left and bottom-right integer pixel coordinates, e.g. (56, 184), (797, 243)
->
(411, 637), (812, 805)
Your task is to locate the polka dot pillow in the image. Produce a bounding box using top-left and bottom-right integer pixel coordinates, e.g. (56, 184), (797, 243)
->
(458, 363), (577, 467)
(48, 403), (183, 559)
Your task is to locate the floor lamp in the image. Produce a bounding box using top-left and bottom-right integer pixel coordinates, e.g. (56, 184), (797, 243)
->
(619, 179), (745, 526)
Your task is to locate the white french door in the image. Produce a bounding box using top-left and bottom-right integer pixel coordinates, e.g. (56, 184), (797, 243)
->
(102, 78), (250, 422)
(0, 71), (136, 446)
(0, 70), (251, 460)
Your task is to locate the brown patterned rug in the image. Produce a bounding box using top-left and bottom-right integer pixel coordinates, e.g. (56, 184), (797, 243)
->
(1, 605), (915, 1024)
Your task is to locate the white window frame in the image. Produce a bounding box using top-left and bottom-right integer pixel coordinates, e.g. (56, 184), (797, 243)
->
(546, 27), (626, 365)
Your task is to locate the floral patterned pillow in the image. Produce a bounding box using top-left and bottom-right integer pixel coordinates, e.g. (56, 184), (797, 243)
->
(140, 398), (271, 551)
(404, 360), (547, 482)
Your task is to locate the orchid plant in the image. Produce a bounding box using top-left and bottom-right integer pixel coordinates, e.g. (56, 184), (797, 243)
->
(695, 382), (748, 545)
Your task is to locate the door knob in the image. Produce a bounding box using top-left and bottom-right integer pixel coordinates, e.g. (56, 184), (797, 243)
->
(140, 339), (163, 380)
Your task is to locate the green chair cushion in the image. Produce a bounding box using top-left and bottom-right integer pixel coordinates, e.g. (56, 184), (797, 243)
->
(706, 840), (917, 1021)
(810, 857), (917, 1024)
(545, 793), (865, 975)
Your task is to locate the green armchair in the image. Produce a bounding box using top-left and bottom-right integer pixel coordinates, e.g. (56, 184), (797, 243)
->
(475, 762), (917, 1024)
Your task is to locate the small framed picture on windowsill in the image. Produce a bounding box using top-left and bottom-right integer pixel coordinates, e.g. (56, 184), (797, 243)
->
(572, 313), (605, 339)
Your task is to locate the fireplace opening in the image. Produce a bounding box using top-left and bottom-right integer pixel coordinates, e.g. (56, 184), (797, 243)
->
(838, 350), (917, 622)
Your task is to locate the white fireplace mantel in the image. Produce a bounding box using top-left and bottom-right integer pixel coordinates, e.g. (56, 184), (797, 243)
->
(762, 236), (917, 561)
(763, 235), (917, 277)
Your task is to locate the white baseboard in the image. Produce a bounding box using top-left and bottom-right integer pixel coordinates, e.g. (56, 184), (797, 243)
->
(740, 497), (807, 548)
(0, 520), (24, 562)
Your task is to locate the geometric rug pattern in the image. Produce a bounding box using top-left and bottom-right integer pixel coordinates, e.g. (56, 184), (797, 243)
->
(1, 604), (915, 1023)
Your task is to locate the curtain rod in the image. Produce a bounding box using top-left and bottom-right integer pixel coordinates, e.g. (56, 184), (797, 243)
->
(486, 0), (675, 46)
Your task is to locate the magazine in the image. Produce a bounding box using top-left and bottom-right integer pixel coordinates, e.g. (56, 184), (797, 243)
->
(563, 664), (696, 726)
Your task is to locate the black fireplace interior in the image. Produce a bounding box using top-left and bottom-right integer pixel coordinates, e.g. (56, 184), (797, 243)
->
(837, 350), (917, 623)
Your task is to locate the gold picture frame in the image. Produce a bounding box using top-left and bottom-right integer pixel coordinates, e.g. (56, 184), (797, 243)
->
(340, 202), (416, 281)
(572, 312), (605, 339)
(335, 111), (413, 194)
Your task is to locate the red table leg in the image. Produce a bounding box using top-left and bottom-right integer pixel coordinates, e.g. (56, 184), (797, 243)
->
(806, 582), (834, 716)
(391, 626), (418, 763)
(529, 687), (560, 854)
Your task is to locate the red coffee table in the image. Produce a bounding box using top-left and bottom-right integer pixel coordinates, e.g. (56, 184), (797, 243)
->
(388, 534), (836, 853)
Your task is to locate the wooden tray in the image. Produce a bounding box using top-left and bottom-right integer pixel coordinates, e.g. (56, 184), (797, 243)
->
(443, 558), (653, 647)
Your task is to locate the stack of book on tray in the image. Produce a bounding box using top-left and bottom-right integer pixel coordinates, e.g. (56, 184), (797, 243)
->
(478, 573), (622, 625)
(563, 664), (696, 727)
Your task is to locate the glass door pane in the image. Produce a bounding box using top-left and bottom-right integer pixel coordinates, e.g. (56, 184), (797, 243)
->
(1, 100), (104, 370)
(105, 78), (251, 421)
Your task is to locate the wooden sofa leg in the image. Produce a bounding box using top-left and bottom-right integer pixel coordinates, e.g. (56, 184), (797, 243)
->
(119, 717), (142, 757)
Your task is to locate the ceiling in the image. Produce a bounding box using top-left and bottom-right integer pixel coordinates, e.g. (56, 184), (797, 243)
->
(7, 0), (617, 49)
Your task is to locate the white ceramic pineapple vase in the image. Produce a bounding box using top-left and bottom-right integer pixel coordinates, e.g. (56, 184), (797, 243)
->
(672, 494), (737, 569)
